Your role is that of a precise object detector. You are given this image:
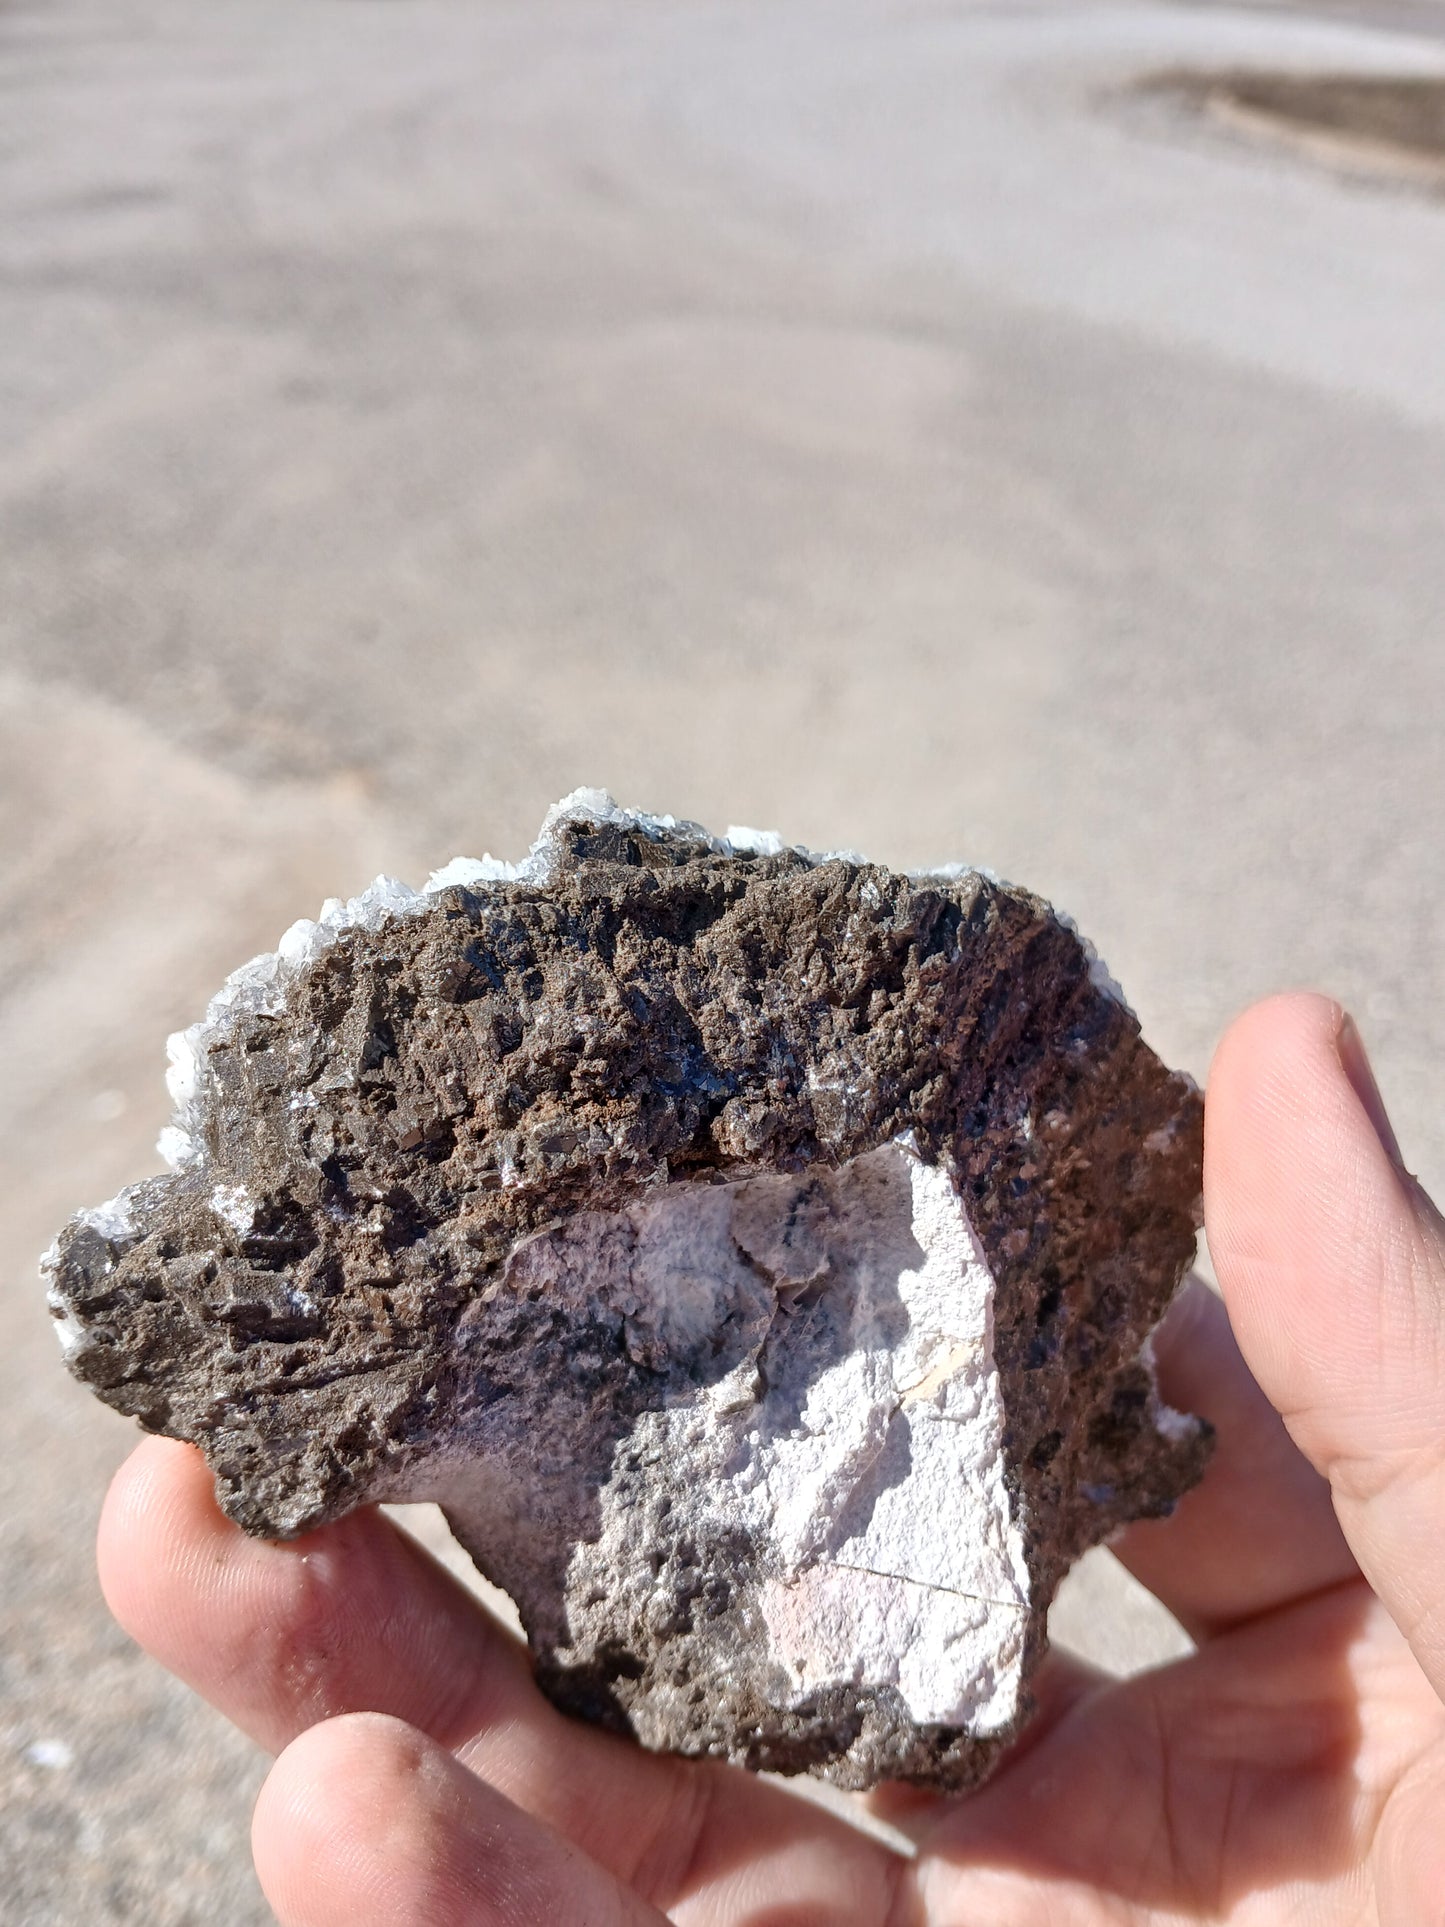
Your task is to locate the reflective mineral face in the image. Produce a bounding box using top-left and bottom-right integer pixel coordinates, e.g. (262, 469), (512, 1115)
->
(45, 792), (1209, 1789)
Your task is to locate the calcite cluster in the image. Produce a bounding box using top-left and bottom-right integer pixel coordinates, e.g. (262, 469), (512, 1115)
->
(45, 793), (1208, 1789)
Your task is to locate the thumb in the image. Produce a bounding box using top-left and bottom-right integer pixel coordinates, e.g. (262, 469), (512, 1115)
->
(1206, 993), (1445, 1695)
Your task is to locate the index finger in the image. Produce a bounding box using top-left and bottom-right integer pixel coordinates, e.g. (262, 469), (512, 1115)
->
(98, 1438), (906, 1920)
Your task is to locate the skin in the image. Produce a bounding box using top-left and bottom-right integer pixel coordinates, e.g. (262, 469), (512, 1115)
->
(97, 992), (1445, 1926)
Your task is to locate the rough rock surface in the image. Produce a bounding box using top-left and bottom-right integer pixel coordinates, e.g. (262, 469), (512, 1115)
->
(45, 792), (1208, 1790)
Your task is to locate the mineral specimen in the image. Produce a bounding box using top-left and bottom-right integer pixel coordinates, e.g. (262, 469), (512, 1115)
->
(45, 792), (1208, 1790)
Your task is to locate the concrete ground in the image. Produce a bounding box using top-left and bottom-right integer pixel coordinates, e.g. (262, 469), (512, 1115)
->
(3, 0), (1443, 1918)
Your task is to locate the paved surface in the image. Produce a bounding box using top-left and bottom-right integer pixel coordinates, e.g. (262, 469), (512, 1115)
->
(2, 1), (1443, 1918)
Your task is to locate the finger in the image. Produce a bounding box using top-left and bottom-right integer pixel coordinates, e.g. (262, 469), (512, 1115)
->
(98, 1435), (536, 1757)
(1111, 1273), (1355, 1638)
(253, 1712), (670, 1927)
(1373, 1738), (1445, 1925)
(99, 1438), (904, 1920)
(1206, 992), (1445, 1697)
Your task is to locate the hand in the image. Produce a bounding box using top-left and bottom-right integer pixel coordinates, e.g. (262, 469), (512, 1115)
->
(97, 993), (1445, 1925)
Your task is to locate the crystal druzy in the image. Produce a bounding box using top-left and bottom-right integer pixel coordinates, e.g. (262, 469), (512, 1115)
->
(45, 793), (1209, 1790)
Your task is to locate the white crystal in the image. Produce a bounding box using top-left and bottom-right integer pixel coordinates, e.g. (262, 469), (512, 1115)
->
(209, 1186), (255, 1236)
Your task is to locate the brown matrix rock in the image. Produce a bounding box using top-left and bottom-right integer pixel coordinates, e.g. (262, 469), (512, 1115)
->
(45, 793), (1209, 1790)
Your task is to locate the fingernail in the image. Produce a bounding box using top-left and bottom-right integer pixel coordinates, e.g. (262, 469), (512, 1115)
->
(1336, 1013), (1406, 1172)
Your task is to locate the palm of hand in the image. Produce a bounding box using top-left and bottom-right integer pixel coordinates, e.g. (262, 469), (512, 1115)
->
(99, 999), (1445, 1924)
(899, 1576), (1444, 1925)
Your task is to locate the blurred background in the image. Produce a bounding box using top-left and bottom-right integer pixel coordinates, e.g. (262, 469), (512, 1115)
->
(3, 0), (1443, 1918)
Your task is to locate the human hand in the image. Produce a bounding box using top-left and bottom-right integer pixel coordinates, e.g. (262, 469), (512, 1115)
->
(97, 993), (1445, 1924)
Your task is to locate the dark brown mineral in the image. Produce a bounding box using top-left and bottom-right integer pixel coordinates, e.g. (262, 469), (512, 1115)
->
(45, 793), (1208, 1789)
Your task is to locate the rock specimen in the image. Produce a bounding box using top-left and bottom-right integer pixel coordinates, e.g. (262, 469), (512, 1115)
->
(45, 792), (1208, 1790)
